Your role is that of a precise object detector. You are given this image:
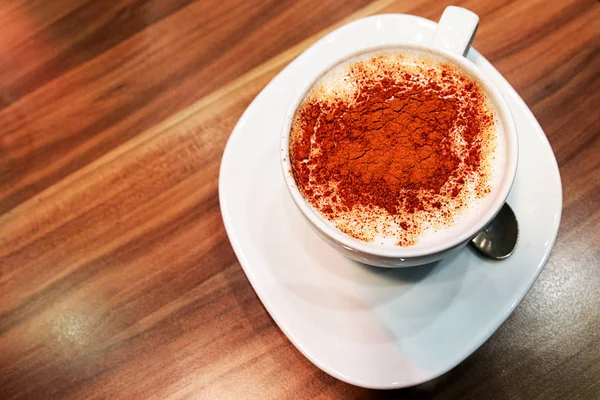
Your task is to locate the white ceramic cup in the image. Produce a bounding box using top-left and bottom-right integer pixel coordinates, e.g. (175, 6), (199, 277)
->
(280, 6), (518, 267)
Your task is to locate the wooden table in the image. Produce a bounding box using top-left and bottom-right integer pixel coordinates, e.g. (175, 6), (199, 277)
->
(1, 1), (598, 398)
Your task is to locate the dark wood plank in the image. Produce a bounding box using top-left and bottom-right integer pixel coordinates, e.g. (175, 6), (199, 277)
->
(0, 0), (197, 106)
(0, 0), (598, 398)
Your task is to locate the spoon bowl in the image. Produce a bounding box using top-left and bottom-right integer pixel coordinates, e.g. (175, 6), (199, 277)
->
(470, 203), (519, 259)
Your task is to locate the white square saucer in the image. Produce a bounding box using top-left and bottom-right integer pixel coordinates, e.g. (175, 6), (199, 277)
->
(219, 13), (562, 389)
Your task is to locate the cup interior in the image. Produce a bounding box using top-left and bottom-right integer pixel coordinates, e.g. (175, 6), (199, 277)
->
(280, 44), (518, 258)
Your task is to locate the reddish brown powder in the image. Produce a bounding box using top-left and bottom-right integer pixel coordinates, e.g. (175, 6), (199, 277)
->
(290, 54), (495, 245)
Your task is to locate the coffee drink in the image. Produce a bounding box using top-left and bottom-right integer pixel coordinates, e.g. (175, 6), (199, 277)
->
(289, 49), (506, 247)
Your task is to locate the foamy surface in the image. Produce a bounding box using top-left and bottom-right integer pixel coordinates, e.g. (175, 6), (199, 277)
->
(290, 49), (507, 248)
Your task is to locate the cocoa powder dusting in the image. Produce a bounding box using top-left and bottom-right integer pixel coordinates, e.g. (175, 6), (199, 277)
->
(289, 52), (497, 246)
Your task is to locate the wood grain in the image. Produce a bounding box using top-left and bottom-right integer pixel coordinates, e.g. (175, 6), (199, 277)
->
(1, 0), (599, 399)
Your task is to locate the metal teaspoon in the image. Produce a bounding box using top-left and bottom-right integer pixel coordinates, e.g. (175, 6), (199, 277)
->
(470, 203), (519, 260)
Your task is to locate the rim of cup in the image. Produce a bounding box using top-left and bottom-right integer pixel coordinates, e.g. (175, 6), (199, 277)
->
(280, 44), (518, 259)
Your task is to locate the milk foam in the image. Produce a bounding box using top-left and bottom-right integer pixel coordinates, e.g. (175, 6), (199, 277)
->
(292, 49), (507, 249)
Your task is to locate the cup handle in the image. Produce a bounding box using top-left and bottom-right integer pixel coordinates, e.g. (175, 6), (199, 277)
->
(431, 6), (480, 57)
